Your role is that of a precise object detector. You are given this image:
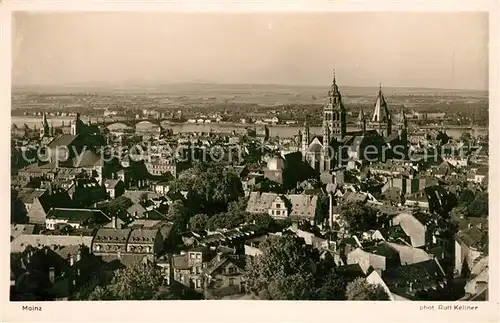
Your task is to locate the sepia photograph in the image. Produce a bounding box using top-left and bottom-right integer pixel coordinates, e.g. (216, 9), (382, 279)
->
(3, 2), (499, 321)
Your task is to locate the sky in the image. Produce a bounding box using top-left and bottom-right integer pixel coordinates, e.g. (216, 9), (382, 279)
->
(12, 12), (489, 90)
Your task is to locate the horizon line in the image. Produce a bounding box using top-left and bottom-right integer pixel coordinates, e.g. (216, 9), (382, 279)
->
(11, 81), (489, 93)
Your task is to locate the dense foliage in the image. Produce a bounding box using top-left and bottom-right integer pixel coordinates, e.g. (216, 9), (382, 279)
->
(244, 235), (317, 300)
(339, 201), (379, 234)
(345, 277), (390, 301)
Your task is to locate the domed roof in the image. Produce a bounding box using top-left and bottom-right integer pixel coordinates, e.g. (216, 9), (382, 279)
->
(267, 155), (285, 171)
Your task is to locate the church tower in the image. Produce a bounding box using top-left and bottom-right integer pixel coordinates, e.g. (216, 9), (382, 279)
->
(70, 113), (83, 136)
(40, 112), (50, 138)
(357, 109), (366, 134)
(301, 116), (310, 152)
(398, 107), (408, 140)
(323, 70), (346, 146)
(371, 83), (392, 137)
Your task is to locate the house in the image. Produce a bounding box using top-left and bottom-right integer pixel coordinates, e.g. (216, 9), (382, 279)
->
(382, 242), (431, 265)
(203, 253), (245, 298)
(126, 203), (147, 218)
(127, 228), (164, 256)
(66, 178), (107, 208)
(403, 190), (430, 209)
(391, 212), (427, 248)
(10, 244), (103, 301)
(91, 228), (132, 256)
(10, 224), (36, 241)
(152, 180), (170, 195)
(172, 246), (213, 292)
(454, 226), (487, 277)
(122, 190), (160, 204)
(11, 234), (94, 254)
(25, 187), (73, 225)
(460, 256), (488, 301)
(104, 179), (125, 199)
(16, 188), (47, 212)
(246, 192), (319, 223)
(45, 208), (111, 231)
(382, 258), (447, 301)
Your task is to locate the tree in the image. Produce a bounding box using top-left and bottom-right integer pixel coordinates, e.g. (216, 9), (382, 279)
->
(175, 163), (244, 215)
(244, 235), (316, 300)
(345, 277), (390, 301)
(339, 202), (378, 233)
(189, 213), (209, 232)
(314, 270), (348, 300)
(459, 132), (472, 144)
(457, 189), (475, 207)
(88, 262), (164, 300)
(247, 213), (274, 231)
(168, 200), (190, 235)
(468, 191), (488, 217)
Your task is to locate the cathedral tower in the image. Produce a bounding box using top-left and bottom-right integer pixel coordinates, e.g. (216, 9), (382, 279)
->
(323, 70), (346, 147)
(371, 83), (392, 137)
(301, 115), (310, 152)
(357, 109), (366, 134)
(40, 112), (50, 138)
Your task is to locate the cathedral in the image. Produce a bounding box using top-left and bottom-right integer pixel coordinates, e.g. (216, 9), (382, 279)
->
(299, 72), (408, 174)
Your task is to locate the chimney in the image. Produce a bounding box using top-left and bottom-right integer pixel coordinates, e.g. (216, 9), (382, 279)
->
(69, 255), (74, 266)
(76, 250), (81, 262)
(49, 267), (55, 284)
(47, 182), (53, 195)
(112, 216), (117, 229)
(408, 282), (413, 292)
(216, 252), (222, 262)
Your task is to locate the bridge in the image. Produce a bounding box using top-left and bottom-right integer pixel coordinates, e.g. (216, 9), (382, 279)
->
(95, 117), (173, 128)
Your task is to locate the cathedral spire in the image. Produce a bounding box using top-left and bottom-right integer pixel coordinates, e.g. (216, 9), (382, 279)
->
(333, 69), (336, 85)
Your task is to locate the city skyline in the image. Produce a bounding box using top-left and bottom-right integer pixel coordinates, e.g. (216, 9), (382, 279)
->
(12, 12), (489, 91)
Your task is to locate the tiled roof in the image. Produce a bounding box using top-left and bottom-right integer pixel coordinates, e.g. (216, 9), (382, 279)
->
(72, 150), (101, 168)
(172, 254), (189, 270)
(383, 242), (431, 265)
(128, 228), (158, 244)
(11, 234), (92, 253)
(94, 228), (132, 243)
(104, 179), (121, 189)
(47, 134), (79, 148)
(10, 224), (36, 240)
(127, 203), (147, 215)
(17, 188), (46, 204)
(46, 208), (111, 224)
(122, 190), (160, 204)
(246, 192), (318, 219)
(456, 227), (487, 250)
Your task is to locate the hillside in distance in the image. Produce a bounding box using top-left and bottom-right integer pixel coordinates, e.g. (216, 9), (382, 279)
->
(12, 82), (488, 109)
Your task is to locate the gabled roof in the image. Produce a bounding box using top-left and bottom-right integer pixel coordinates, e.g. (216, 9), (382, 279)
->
(10, 224), (36, 240)
(17, 188), (46, 204)
(72, 150), (101, 168)
(47, 134), (79, 148)
(93, 228), (132, 243)
(128, 228), (158, 244)
(46, 208), (111, 225)
(11, 234), (93, 254)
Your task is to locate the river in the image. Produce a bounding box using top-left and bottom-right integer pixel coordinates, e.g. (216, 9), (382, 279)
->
(11, 116), (488, 139)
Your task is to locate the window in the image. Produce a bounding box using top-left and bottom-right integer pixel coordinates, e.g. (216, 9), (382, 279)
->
(276, 210), (281, 216)
(275, 203), (281, 208)
(196, 279), (201, 288)
(190, 253), (195, 259)
(228, 278), (235, 286)
(196, 254), (201, 259)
